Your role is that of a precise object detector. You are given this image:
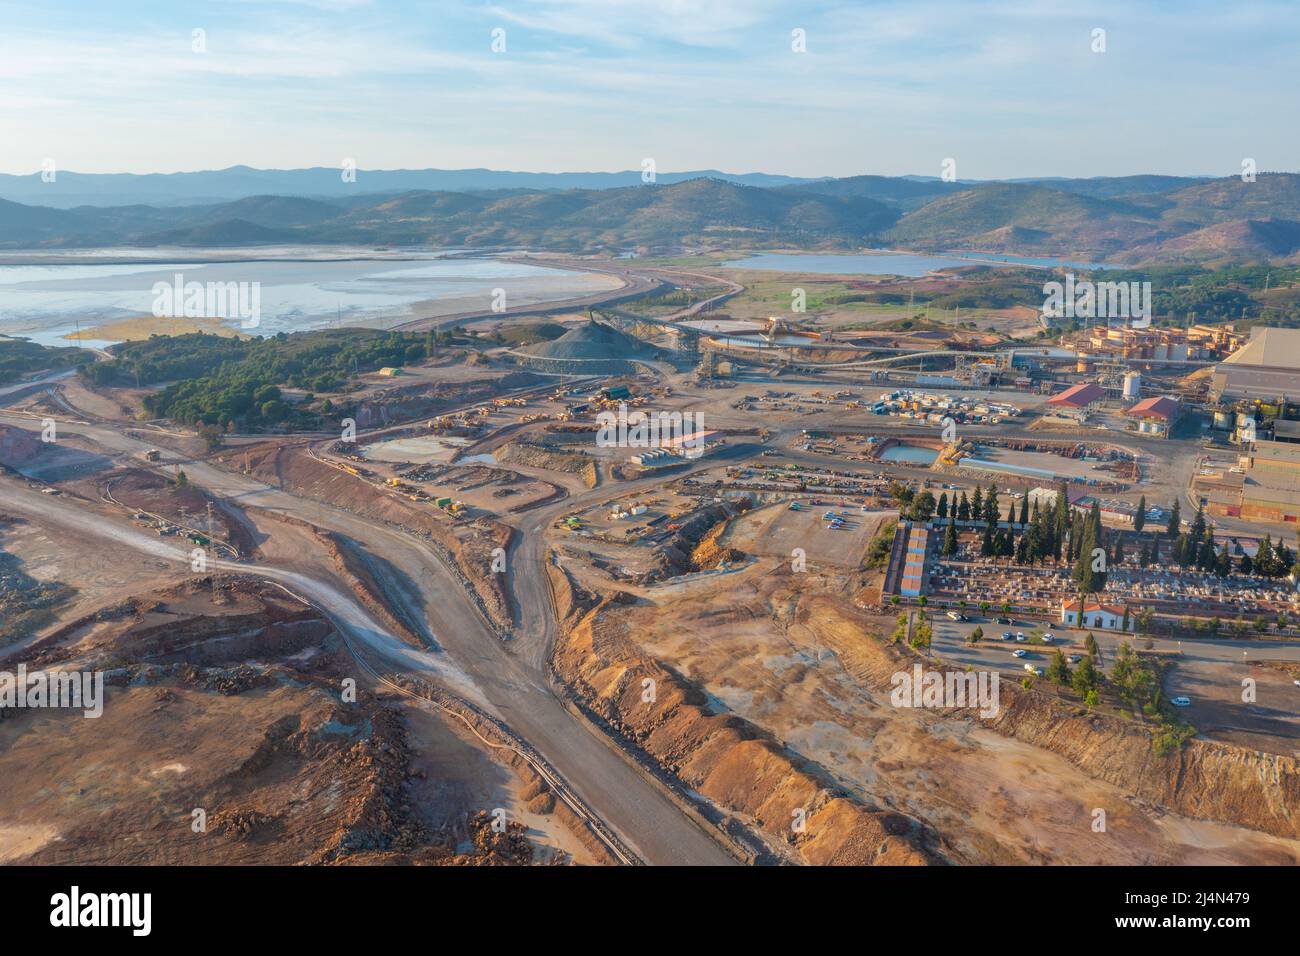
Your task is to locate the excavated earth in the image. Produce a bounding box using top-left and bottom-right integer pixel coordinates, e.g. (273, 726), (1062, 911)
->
(546, 566), (940, 865)
(0, 577), (597, 866)
(211, 442), (514, 633)
(547, 554), (1300, 865)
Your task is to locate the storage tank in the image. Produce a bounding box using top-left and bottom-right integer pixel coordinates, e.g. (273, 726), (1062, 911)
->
(1235, 412), (1258, 443)
(1122, 371), (1141, 401)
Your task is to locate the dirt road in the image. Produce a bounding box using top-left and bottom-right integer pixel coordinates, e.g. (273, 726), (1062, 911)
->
(0, 417), (737, 866)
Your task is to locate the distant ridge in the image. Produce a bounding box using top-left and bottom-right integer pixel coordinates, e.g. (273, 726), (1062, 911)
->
(0, 178), (895, 252)
(0, 164), (1224, 210)
(3, 171), (1300, 264)
(0, 165), (816, 209)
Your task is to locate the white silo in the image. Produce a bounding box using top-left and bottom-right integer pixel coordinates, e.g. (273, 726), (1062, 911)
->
(1122, 371), (1141, 401)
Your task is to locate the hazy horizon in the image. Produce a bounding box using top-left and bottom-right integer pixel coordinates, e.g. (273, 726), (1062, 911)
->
(0, 163), (1274, 181)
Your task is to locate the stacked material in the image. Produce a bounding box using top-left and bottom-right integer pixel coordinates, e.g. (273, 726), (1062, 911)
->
(520, 318), (658, 363)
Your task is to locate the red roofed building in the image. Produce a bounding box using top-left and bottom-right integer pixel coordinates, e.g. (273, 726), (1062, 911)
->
(1045, 382), (1105, 420)
(1060, 601), (1132, 631)
(1126, 395), (1182, 437)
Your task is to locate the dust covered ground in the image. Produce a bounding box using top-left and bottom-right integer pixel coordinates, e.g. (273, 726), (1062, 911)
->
(0, 578), (599, 865)
(569, 553), (1300, 864)
(0, 501), (180, 649)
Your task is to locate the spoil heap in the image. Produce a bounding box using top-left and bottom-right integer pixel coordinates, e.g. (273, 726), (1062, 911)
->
(514, 318), (659, 373)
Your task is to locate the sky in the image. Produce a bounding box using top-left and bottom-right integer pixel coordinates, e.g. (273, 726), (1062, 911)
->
(2, 0), (1298, 179)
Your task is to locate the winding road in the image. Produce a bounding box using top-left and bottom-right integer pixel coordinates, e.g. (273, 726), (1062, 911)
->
(0, 409), (737, 866)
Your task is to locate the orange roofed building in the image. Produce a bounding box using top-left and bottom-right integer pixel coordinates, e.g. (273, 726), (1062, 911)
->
(1060, 600), (1132, 631)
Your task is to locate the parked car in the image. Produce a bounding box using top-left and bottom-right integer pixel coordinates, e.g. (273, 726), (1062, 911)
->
(1042, 633), (1054, 643)
(1068, 655), (1082, 664)
(1171, 696), (1192, 707)
(1015, 633), (1026, 642)
(947, 611), (966, 622)
(1013, 649), (1027, 658)
(1001, 632), (1012, 641)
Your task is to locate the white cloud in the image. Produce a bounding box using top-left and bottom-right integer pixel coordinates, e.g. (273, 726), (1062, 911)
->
(0, 0), (1297, 176)
(485, 0), (788, 49)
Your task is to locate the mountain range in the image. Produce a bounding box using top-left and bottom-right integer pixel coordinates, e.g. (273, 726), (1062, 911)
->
(0, 166), (814, 209)
(3, 170), (1300, 264)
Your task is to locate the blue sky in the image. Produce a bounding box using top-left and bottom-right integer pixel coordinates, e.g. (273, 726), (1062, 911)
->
(2, 0), (1297, 178)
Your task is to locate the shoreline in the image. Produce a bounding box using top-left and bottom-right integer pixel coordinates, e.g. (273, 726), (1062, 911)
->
(0, 244), (560, 267)
(0, 252), (630, 347)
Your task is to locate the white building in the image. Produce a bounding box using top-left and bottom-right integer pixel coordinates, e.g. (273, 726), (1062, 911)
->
(1060, 601), (1132, 631)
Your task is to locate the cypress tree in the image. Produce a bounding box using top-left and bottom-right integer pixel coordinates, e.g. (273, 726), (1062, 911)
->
(1052, 483), (1069, 562)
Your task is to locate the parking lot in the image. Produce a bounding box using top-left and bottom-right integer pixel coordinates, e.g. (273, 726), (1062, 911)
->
(925, 615), (1300, 755)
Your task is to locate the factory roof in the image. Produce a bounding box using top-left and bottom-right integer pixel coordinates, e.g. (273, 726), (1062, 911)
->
(1273, 419), (1300, 442)
(1220, 327), (1300, 370)
(660, 429), (722, 450)
(1127, 395), (1181, 420)
(1046, 382), (1105, 408)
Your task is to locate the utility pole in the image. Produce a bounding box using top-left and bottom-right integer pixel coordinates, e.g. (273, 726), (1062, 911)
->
(206, 501), (219, 604)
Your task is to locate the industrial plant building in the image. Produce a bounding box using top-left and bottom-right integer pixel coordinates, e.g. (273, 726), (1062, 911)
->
(1044, 382), (1105, 421)
(1239, 439), (1300, 523)
(1196, 436), (1300, 524)
(1125, 395), (1182, 437)
(1079, 323), (1244, 364)
(1212, 327), (1300, 402)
